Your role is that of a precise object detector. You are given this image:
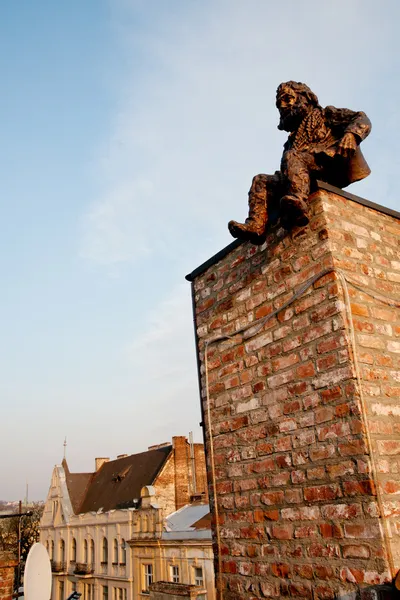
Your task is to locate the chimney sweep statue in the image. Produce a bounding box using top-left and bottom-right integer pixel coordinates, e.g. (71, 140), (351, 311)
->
(228, 81), (371, 245)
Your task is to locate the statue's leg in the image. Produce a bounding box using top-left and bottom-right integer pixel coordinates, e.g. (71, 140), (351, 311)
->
(228, 174), (277, 245)
(280, 149), (314, 229)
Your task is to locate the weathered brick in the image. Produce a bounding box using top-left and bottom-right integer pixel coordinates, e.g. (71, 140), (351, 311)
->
(312, 365), (353, 389)
(270, 524), (293, 539)
(378, 440), (400, 455)
(342, 544), (370, 559)
(259, 490), (284, 506)
(268, 369), (296, 388)
(313, 585), (336, 600)
(308, 543), (340, 558)
(281, 506), (320, 521)
(270, 562), (290, 578)
(344, 522), (381, 539)
(304, 484), (341, 502)
(191, 189), (400, 598)
(343, 479), (376, 497)
(340, 567), (364, 584)
(326, 461), (355, 478)
(317, 421), (350, 441)
(321, 503), (362, 520)
(260, 581), (280, 597)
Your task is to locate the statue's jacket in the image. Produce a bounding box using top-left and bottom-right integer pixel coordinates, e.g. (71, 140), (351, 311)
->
(283, 106), (372, 188)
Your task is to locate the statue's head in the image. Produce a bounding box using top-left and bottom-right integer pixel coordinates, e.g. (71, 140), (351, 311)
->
(276, 81), (320, 132)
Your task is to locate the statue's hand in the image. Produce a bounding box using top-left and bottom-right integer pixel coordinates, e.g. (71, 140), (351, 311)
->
(336, 132), (357, 158)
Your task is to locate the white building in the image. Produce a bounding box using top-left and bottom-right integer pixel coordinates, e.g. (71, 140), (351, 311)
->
(39, 437), (214, 600)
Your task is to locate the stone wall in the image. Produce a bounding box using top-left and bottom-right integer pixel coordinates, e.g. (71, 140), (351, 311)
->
(187, 184), (400, 599)
(0, 553), (17, 600)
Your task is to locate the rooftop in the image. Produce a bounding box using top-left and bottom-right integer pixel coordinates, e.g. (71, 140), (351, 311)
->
(62, 445), (172, 514)
(162, 503), (211, 541)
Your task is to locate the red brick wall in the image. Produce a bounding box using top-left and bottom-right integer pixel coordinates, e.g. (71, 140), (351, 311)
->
(321, 190), (400, 572)
(194, 443), (209, 501)
(189, 186), (400, 599)
(173, 436), (191, 510)
(0, 554), (17, 600)
(155, 438), (209, 513)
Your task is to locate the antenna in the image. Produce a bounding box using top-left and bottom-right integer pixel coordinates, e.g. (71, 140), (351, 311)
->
(63, 437), (67, 460)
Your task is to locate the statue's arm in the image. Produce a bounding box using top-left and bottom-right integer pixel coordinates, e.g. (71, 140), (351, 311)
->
(325, 105), (371, 143)
(325, 105), (371, 158)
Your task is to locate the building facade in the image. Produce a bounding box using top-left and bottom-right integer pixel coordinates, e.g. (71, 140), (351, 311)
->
(39, 437), (213, 600)
(129, 495), (214, 599)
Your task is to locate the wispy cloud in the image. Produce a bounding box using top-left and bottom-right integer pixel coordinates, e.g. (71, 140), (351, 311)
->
(80, 0), (399, 269)
(125, 282), (201, 437)
(81, 178), (154, 265)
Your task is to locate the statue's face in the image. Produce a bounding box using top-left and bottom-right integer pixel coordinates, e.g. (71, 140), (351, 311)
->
(276, 86), (309, 132)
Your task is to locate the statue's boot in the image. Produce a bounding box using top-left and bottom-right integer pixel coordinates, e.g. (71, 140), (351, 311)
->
(228, 176), (267, 245)
(280, 195), (309, 230)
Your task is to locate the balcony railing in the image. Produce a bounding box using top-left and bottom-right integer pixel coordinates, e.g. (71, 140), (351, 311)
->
(73, 562), (94, 575)
(51, 561), (67, 573)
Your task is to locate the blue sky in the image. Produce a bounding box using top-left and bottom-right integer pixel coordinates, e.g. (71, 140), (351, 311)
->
(1, 0), (399, 500)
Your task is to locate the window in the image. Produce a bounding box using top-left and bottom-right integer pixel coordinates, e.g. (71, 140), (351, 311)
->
(142, 564), (153, 594)
(59, 581), (64, 600)
(120, 540), (126, 565)
(71, 538), (77, 562)
(90, 539), (95, 565)
(170, 565), (179, 583)
(60, 539), (65, 563)
(84, 539), (88, 564)
(194, 566), (204, 587)
(102, 538), (108, 563)
(112, 588), (125, 600)
(102, 586), (108, 600)
(113, 539), (118, 564)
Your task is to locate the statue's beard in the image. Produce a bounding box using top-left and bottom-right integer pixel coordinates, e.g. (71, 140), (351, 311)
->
(278, 104), (309, 132)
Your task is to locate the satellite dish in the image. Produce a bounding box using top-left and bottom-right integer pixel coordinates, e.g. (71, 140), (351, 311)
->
(24, 543), (52, 600)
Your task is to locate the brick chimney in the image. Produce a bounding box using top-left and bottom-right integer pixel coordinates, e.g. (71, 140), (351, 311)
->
(194, 443), (208, 501)
(95, 457), (109, 471)
(172, 436), (190, 510)
(187, 182), (400, 599)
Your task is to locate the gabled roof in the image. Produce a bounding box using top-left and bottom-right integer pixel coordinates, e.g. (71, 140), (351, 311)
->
(62, 460), (93, 514)
(63, 445), (172, 514)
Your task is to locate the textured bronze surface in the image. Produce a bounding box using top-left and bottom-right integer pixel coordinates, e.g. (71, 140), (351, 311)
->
(228, 81), (371, 244)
